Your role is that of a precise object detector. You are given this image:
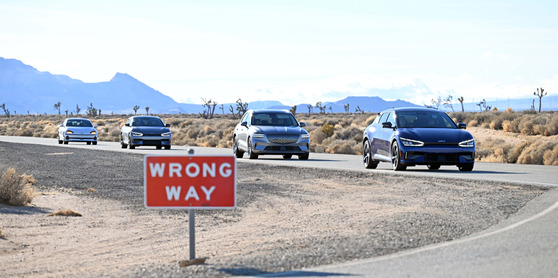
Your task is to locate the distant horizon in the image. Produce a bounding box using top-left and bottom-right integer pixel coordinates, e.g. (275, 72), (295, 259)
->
(1, 1), (557, 107)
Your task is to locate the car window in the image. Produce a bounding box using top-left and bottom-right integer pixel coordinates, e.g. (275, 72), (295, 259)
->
(133, 117), (164, 127)
(252, 113), (298, 126)
(66, 120), (92, 127)
(374, 113), (383, 124)
(396, 111), (457, 128)
(386, 112), (395, 126)
(241, 112), (250, 124)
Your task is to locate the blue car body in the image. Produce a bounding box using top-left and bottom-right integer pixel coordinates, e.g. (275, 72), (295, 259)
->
(120, 116), (172, 149)
(362, 107), (475, 171)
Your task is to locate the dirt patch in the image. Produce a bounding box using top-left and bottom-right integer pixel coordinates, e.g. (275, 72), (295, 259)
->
(0, 141), (547, 277)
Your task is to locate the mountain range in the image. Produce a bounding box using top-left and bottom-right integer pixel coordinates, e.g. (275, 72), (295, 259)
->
(0, 57), (555, 115)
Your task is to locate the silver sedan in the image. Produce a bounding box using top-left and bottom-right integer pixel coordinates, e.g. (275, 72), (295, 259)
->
(57, 118), (98, 145)
(233, 109), (310, 160)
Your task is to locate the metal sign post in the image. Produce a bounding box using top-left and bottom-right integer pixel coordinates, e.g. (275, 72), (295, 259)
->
(189, 209), (195, 260)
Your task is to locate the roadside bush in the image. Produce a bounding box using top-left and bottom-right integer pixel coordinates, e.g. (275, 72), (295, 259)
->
(0, 168), (37, 206)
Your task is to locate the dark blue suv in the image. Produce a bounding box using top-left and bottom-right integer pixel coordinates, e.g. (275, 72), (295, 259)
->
(362, 107), (475, 171)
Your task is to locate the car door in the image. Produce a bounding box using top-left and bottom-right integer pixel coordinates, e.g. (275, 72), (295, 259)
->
(236, 112), (251, 150)
(377, 112), (395, 158)
(122, 118), (133, 144)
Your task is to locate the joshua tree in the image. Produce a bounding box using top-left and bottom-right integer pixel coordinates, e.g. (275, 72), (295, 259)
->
(219, 104), (225, 114)
(344, 103), (350, 113)
(235, 99), (248, 115)
(355, 106), (363, 114)
(290, 105), (297, 116)
(75, 104), (81, 115)
(201, 98), (217, 119)
(306, 104), (313, 115)
(533, 87), (547, 113)
(145, 106), (150, 115)
(53, 101), (62, 114)
(1, 103), (11, 117)
(457, 96), (465, 112)
(443, 95), (454, 112)
(65, 110), (69, 117)
(315, 102), (326, 114)
(86, 103), (98, 117)
(133, 105), (140, 114)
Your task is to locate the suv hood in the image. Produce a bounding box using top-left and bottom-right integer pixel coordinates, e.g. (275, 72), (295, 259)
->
(398, 128), (473, 143)
(254, 126), (307, 134)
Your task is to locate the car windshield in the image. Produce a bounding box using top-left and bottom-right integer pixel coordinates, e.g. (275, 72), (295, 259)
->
(252, 113), (298, 126)
(132, 117), (164, 127)
(396, 111), (457, 128)
(66, 119), (93, 127)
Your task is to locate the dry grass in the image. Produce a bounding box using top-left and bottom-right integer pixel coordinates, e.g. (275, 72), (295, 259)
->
(47, 209), (82, 217)
(0, 168), (37, 206)
(1, 111), (558, 165)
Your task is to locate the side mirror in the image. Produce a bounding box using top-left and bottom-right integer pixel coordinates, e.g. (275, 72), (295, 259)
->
(458, 122), (467, 129)
(125, 123), (130, 127)
(60, 124), (64, 127)
(299, 122), (306, 127)
(382, 122), (393, 129)
(165, 124), (170, 127)
(94, 125), (98, 128)
(241, 121), (248, 127)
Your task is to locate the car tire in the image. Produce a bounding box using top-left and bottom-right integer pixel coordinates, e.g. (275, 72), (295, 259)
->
(164, 145), (171, 150)
(282, 154), (292, 159)
(63, 141), (68, 145)
(298, 153), (309, 160)
(156, 145), (162, 149)
(120, 135), (127, 148)
(93, 141), (97, 145)
(86, 142), (91, 145)
(427, 164), (440, 170)
(391, 141), (406, 171)
(248, 138), (258, 159)
(233, 137), (244, 158)
(458, 163), (474, 172)
(129, 144), (135, 149)
(58, 134), (63, 144)
(363, 140), (378, 169)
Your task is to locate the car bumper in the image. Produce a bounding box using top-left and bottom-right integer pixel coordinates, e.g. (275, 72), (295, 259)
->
(131, 136), (171, 146)
(400, 146), (475, 165)
(251, 138), (310, 155)
(65, 134), (97, 142)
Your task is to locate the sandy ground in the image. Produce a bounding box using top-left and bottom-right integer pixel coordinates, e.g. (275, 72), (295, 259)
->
(0, 141), (548, 277)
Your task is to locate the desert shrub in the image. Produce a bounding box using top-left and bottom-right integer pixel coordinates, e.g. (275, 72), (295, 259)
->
(364, 115), (377, 126)
(327, 139), (358, 154)
(333, 126), (362, 142)
(543, 145), (558, 166)
(321, 124), (334, 137)
(0, 168), (37, 206)
(309, 129), (327, 144)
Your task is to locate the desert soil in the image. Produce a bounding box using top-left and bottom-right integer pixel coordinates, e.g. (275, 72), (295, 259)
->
(0, 141), (547, 277)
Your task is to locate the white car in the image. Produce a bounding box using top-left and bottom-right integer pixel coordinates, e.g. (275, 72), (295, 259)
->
(58, 118), (98, 145)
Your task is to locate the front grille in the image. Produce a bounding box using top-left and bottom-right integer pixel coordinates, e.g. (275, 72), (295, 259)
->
(424, 154), (459, 163)
(267, 134), (299, 144)
(424, 142), (458, 146)
(265, 146), (300, 151)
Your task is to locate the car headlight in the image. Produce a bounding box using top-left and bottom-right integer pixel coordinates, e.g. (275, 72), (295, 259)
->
(252, 133), (264, 138)
(400, 137), (424, 147)
(459, 139), (475, 148)
(131, 131), (143, 137)
(301, 134), (310, 139)
(90, 131), (97, 135)
(66, 130), (73, 134)
(162, 132), (171, 137)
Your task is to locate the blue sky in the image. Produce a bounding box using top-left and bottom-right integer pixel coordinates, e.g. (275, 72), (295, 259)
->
(1, 0), (557, 106)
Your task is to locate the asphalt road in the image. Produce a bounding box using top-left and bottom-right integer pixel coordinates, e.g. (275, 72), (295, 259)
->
(2, 136), (558, 277)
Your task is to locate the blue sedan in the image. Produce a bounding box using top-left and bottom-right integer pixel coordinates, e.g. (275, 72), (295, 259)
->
(362, 107), (475, 171)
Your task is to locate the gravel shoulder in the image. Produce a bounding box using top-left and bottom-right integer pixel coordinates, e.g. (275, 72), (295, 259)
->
(0, 141), (547, 277)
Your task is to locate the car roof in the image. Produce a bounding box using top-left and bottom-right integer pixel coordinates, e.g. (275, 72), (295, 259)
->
(250, 109), (291, 114)
(380, 107), (441, 113)
(65, 118), (92, 121)
(129, 115), (162, 119)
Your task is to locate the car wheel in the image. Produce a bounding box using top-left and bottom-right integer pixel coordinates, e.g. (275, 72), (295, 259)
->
(58, 134), (63, 144)
(233, 137), (244, 158)
(363, 140), (378, 169)
(93, 141), (97, 145)
(391, 141), (406, 171)
(427, 164), (440, 170)
(298, 153), (309, 160)
(86, 142), (91, 145)
(120, 135), (127, 148)
(282, 154), (292, 159)
(164, 145), (171, 150)
(129, 143), (135, 149)
(458, 163), (474, 172)
(63, 141), (68, 145)
(156, 145), (162, 149)
(247, 138), (258, 159)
